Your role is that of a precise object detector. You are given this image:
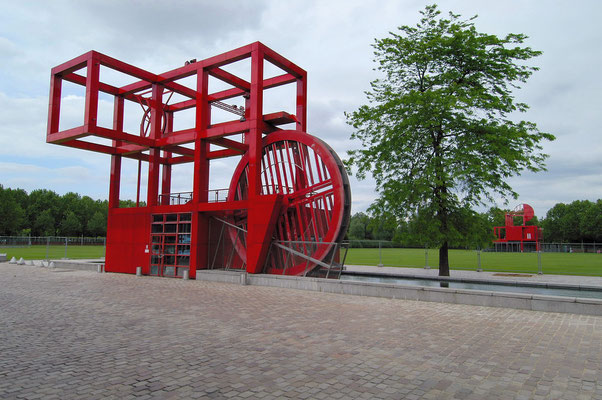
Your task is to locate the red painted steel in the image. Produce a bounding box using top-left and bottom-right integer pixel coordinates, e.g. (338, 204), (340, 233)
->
(493, 204), (543, 252)
(46, 42), (350, 277)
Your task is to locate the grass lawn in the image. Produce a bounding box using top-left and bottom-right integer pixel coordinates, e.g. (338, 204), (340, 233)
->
(0, 245), (105, 260)
(344, 248), (602, 276)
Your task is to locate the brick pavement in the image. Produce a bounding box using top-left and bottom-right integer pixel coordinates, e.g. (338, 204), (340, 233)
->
(0, 263), (601, 399)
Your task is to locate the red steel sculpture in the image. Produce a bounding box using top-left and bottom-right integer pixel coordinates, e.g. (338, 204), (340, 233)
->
(493, 204), (542, 252)
(47, 42), (351, 278)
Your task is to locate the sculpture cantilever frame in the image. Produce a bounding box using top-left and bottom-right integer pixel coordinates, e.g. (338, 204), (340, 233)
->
(47, 42), (351, 278)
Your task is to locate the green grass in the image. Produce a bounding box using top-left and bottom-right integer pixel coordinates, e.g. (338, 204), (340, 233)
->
(344, 248), (602, 276)
(0, 245), (105, 260)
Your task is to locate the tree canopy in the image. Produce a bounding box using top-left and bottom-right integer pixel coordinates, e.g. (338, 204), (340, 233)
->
(345, 5), (554, 275)
(0, 184), (108, 237)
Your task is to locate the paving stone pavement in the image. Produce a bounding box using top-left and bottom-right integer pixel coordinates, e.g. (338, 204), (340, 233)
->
(1, 263), (601, 400)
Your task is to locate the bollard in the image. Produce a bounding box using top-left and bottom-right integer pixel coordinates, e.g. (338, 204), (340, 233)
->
(424, 246), (430, 269)
(182, 270), (189, 280)
(476, 249), (482, 272)
(136, 266), (142, 276)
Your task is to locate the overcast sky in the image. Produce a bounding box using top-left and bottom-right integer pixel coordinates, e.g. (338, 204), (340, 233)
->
(1, 0), (601, 218)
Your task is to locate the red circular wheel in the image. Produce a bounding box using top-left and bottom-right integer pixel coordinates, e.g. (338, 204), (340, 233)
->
(227, 130), (351, 275)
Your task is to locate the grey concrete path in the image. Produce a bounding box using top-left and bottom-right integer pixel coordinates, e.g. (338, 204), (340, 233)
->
(346, 265), (602, 287)
(1, 263), (601, 399)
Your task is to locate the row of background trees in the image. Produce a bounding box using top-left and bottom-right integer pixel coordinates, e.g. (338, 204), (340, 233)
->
(348, 200), (602, 248)
(2, 183), (599, 245)
(0, 184), (115, 237)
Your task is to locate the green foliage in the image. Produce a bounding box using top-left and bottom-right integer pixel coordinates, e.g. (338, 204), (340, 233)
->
(0, 185), (110, 237)
(542, 200), (602, 242)
(27, 189), (61, 236)
(87, 211), (107, 237)
(0, 185), (26, 235)
(345, 5), (554, 274)
(60, 211), (82, 236)
(34, 209), (56, 236)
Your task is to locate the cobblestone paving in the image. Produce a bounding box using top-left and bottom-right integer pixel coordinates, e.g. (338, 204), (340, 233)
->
(1, 264), (601, 399)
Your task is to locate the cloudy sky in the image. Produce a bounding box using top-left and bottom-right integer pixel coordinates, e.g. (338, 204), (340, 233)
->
(1, 0), (601, 218)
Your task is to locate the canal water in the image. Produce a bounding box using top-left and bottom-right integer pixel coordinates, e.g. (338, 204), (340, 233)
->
(340, 273), (602, 299)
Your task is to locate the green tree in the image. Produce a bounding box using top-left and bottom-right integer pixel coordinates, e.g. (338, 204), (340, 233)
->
(348, 212), (371, 240)
(0, 185), (25, 235)
(27, 189), (60, 235)
(60, 211), (82, 236)
(345, 5), (554, 276)
(367, 211), (398, 241)
(581, 200), (602, 242)
(34, 209), (56, 236)
(87, 211), (107, 237)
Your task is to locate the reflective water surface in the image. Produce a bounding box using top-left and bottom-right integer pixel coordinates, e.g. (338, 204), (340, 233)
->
(340, 274), (602, 299)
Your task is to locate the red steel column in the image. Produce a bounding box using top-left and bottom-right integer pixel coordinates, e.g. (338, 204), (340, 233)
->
(146, 84), (164, 207)
(47, 74), (62, 136)
(160, 112), (173, 205)
(108, 96), (124, 209)
(296, 71), (307, 132)
(193, 68), (210, 203)
(190, 68), (210, 278)
(84, 54), (100, 131)
(248, 44), (264, 198)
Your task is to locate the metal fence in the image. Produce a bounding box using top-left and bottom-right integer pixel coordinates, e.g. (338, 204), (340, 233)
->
(0, 236), (106, 260)
(344, 240), (602, 275)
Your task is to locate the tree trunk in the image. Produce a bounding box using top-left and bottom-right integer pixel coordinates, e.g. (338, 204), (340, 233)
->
(439, 240), (450, 276)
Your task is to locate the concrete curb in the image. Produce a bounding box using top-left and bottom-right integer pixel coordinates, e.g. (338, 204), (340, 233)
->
(44, 260), (102, 272)
(195, 270), (602, 316)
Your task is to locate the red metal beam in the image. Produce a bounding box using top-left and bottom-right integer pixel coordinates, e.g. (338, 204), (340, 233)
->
(47, 126), (89, 144)
(207, 149), (241, 160)
(209, 137), (248, 153)
(260, 42), (306, 78)
(51, 52), (90, 76)
(167, 155), (194, 165)
(61, 139), (118, 154)
(165, 145), (195, 157)
(209, 68), (250, 91)
(117, 143), (148, 155)
(93, 126), (155, 147)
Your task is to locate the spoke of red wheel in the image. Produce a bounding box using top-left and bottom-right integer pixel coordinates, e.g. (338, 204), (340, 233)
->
(299, 143), (315, 188)
(260, 153), (270, 194)
(289, 187), (335, 207)
(294, 203), (310, 255)
(314, 196), (327, 239)
(310, 198), (324, 240)
(286, 179), (333, 200)
(267, 146), (279, 194)
(324, 193), (334, 221)
(283, 141), (297, 193)
(321, 154), (329, 181)
(277, 144), (290, 194)
(270, 143), (284, 194)
(313, 151), (324, 183)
